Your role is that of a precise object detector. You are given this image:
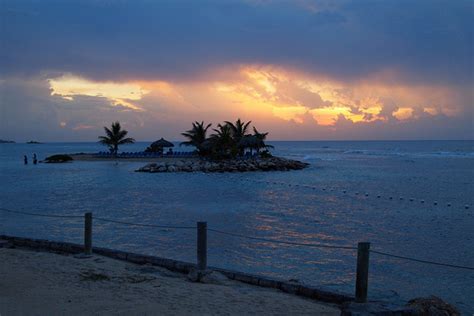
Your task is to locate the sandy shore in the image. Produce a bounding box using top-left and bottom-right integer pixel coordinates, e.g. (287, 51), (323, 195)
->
(0, 247), (340, 315)
(69, 153), (199, 163)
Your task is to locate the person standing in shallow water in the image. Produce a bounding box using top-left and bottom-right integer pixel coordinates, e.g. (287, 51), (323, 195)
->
(33, 153), (37, 165)
(24, 155), (28, 165)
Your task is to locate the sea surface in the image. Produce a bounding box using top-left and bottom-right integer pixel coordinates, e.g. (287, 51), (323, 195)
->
(1, 140), (473, 313)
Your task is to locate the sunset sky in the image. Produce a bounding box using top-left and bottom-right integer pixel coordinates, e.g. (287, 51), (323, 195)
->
(0, 0), (472, 141)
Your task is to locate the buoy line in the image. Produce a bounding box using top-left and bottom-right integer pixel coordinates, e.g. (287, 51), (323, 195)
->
(240, 178), (471, 210)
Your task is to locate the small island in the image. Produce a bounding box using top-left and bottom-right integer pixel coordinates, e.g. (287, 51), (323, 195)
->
(0, 139), (15, 143)
(44, 154), (74, 163)
(62, 120), (309, 172)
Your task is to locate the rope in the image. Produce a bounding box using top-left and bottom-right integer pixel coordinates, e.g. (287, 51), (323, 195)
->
(244, 179), (469, 209)
(370, 250), (474, 271)
(93, 217), (195, 230)
(0, 207), (83, 219)
(2, 206), (472, 270)
(208, 228), (357, 250)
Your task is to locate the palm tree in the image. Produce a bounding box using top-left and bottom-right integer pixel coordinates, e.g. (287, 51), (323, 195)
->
(98, 121), (135, 156)
(181, 121), (212, 155)
(252, 127), (273, 154)
(210, 123), (235, 158)
(225, 118), (251, 156)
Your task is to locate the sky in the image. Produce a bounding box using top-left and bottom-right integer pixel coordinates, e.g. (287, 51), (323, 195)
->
(0, 0), (473, 141)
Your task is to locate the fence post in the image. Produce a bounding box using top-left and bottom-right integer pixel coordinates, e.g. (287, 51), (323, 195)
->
(355, 242), (370, 303)
(197, 222), (207, 271)
(84, 212), (93, 255)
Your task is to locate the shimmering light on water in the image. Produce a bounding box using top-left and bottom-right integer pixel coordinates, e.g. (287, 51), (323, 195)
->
(0, 141), (473, 313)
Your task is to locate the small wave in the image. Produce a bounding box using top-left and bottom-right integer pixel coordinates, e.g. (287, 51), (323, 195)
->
(412, 151), (474, 158)
(302, 155), (339, 161)
(342, 149), (474, 159)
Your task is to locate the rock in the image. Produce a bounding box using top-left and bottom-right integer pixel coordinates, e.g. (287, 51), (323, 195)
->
(44, 154), (73, 163)
(187, 269), (200, 282)
(407, 296), (460, 316)
(187, 269), (231, 285)
(168, 165), (177, 172)
(136, 156), (309, 173)
(200, 271), (231, 285)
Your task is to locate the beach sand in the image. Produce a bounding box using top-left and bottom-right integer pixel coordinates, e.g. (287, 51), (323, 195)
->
(69, 153), (199, 163)
(0, 247), (340, 315)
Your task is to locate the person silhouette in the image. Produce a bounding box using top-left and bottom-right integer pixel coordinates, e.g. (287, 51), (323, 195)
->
(24, 155), (28, 165)
(33, 153), (37, 165)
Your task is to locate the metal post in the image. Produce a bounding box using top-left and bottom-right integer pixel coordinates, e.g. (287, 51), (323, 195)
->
(84, 212), (93, 255)
(197, 222), (207, 271)
(355, 242), (370, 303)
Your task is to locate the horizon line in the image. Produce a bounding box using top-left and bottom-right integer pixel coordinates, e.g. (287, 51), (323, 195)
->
(2, 139), (473, 143)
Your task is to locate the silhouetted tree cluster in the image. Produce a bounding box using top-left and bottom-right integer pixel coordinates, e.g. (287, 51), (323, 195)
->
(181, 119), (273, 159)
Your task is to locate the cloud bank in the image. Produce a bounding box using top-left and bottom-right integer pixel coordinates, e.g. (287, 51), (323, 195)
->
(0, 0), (472, 141)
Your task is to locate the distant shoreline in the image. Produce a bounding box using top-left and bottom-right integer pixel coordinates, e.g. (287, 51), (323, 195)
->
(65, 154), (309, 172)
(69, 153), (199, 163)
(0, 139), (15, 144)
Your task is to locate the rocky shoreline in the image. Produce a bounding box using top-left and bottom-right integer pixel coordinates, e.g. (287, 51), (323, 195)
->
(136, 157), (309, 173)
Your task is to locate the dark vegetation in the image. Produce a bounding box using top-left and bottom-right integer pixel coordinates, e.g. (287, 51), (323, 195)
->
(98, 121), (135, 156)
(44, 154), (73, 163)
(181, 119), (273, 159)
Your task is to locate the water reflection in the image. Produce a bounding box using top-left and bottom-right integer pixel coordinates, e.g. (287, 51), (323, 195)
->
(1, 141), (473, 312)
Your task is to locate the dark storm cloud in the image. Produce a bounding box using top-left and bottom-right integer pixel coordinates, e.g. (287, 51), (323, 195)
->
(1, 0), (472, 84)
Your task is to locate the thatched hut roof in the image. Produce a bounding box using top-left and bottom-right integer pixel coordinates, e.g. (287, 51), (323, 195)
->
(151, 138), (174, 148)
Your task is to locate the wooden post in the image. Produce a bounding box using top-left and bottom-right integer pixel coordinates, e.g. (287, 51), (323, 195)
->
(197, 222), (207, 271)
(84, 212), (93, 255)
(355, 242), (370, 303)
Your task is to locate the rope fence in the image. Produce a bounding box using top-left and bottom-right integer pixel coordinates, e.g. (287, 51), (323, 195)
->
(94, 217), (195, 230)
(0, 207), (83, 219)
(370, 250), (474, 271)
(1, 206), (473, 303)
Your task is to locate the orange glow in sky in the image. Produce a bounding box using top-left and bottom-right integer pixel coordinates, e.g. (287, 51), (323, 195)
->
(49, 75), (149, 110)
(47, 65), (463, 133)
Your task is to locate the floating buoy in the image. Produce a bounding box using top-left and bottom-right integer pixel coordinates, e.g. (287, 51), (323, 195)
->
(447, 203), (451, 207)
(465, 205), (470, 209)
(365, 193), (369, 196)
(343, 190), (347, 193)
(377, 195), (381, 198)
(409, 198), (414, 202)
(421, 200), (425, 203)
(389, 197), (393, 200)
(434, 201), (438, 205)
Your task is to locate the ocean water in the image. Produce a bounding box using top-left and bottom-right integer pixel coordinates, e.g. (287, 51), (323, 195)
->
(1, 141), (473, 313)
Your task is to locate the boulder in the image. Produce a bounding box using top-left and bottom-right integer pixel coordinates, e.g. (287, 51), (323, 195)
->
(407, 296), (460, 316)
